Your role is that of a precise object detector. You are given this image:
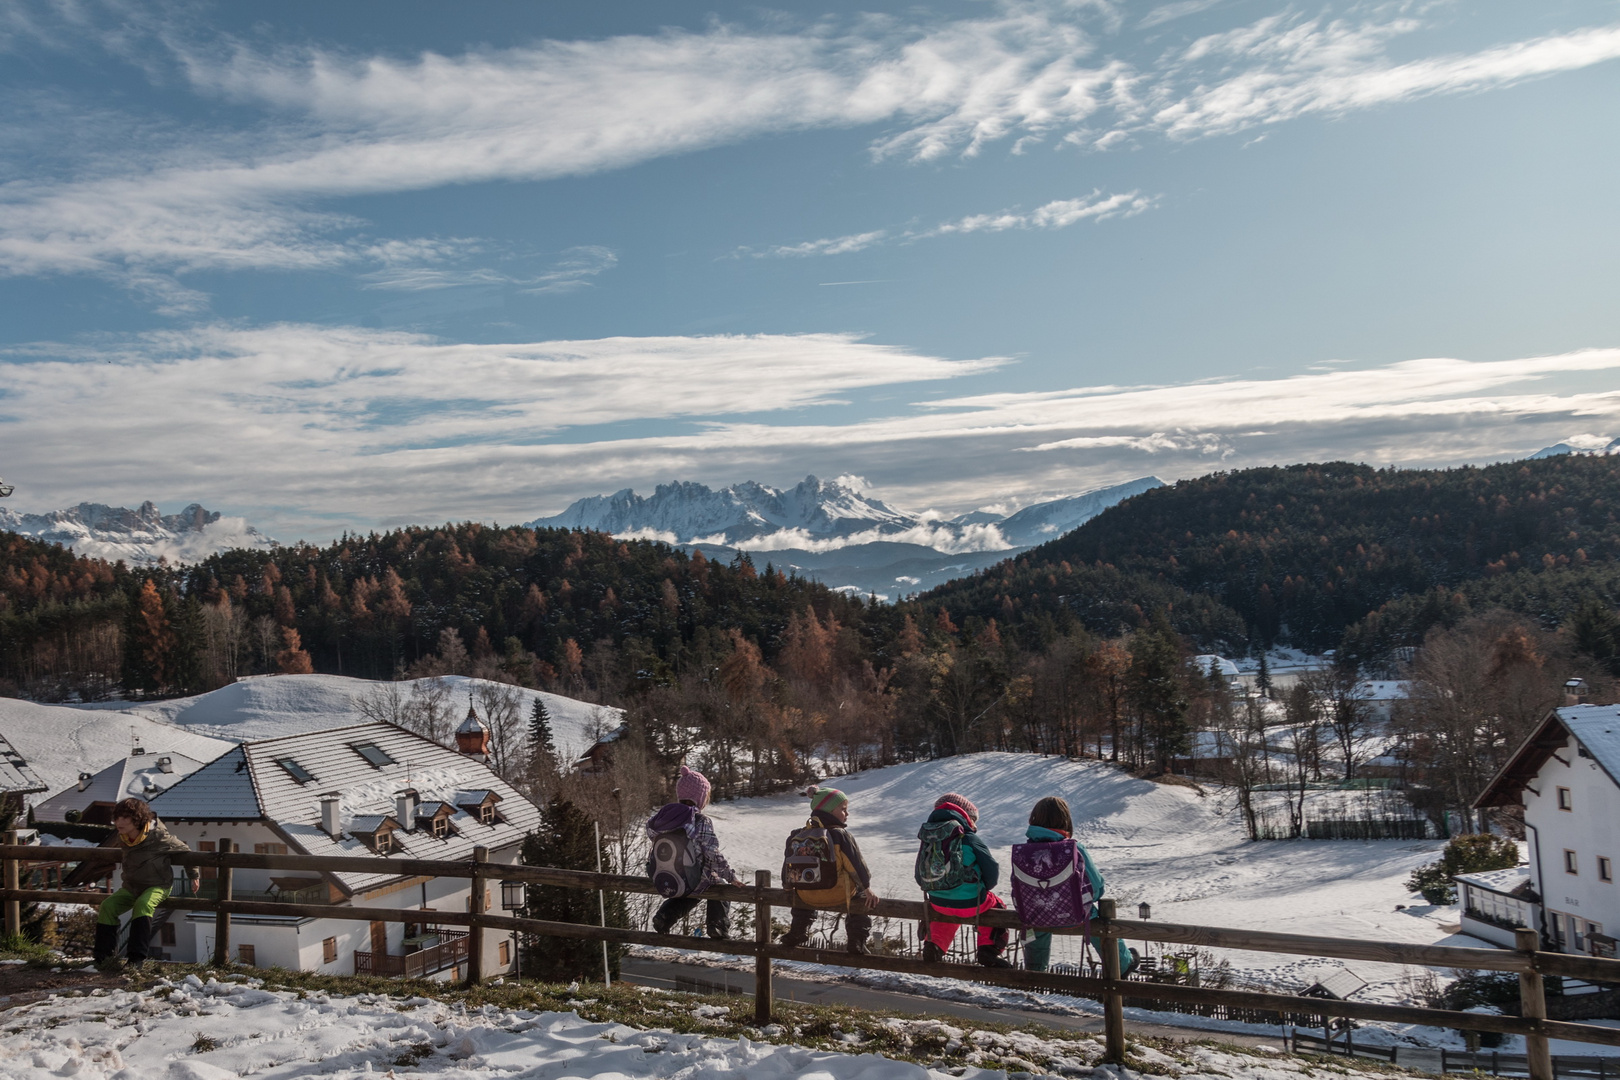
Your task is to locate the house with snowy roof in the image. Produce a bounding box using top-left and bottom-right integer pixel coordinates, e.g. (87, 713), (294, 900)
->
(148, 707), (540, 978)
(0, 731), (46, 814)
(34, 748), (207, 825)
(1476, 705), (1620, 958)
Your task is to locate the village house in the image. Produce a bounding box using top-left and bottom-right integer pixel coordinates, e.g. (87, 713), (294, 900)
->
(0, 731), (46, 817)
(147, 709), (540, 978)
(1474, 705), (1620, 958)
(33, 747), (207, 825)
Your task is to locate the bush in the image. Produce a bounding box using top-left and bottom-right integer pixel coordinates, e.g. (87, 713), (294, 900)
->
(1406, 834), (1520, 905)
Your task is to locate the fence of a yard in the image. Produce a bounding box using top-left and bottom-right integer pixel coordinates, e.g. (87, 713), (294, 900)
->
(5, 839), (1620, 1080)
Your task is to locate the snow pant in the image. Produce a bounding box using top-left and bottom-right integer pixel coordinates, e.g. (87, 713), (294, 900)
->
(652, 896), (732, 940)
(1022, 929), (1132, 973)
(97, 886), (168, 963)
(924, 892), (1009, 955)
(787, 905), (871, 948)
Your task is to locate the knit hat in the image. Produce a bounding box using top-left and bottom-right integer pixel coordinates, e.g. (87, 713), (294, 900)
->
(805, 785), (849, 816)
(936, 793), (979, 823)
(676, 765), (711, 809)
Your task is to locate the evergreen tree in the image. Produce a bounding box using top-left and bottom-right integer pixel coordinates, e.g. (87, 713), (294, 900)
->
(1255, 653), (1272, 697)
(529, 698), (557, 771)
(1125, 616), (1190, 774)
(519, 796), (628, 983)
(1570, 598), (1620, 678)
(122, 579), (175, 695)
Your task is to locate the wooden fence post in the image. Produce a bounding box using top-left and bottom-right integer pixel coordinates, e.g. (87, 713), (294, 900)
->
(1517, 927), (1552, 1080)
(754, 869), (773, 1024)
(1099, 898), (1127, 1064)
(465, 846), (487, 986)
(3, 829), (19, 940)
(211, 838), (232, 967)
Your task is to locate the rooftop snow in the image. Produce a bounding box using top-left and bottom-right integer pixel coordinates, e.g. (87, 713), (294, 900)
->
(1455, 865), (1531, 894)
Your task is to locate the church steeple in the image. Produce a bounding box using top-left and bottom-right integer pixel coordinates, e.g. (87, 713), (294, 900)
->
(455, 689), (491, 760)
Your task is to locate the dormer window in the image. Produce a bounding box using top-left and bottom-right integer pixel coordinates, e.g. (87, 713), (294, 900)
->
(349, 814), (403, 854)
(478, 805), (494, 825)
(432, 816), (449, 839)
(455, 790), (502, 826)
(374, 830), (396, 855)
(276, 758), (315, 784)
(350, 743), (394, 768)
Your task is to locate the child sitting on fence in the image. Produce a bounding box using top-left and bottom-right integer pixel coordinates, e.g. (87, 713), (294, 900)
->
(1017, 795), (1136, 975)
(646, 766), (741, 940)
(916, 792), (1011, 968)
(779, 785), (879, 954)
(94, 798), (198, 971)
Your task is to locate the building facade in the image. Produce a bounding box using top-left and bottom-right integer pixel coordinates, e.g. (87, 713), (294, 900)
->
(148, 717), (540, 978)
(1476, 705), (1620, 958)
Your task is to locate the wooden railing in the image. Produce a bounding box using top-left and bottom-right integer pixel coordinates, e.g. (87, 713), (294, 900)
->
(6, 841), (1620, 1080)
(355, 933), (468, 979)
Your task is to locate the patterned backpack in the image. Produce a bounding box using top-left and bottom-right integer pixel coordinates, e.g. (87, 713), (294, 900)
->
(781, 823), (840, 891)
(1009, 838), (1095, 930)
(648, 827), (704, 899)
(914, 819), (979, 892)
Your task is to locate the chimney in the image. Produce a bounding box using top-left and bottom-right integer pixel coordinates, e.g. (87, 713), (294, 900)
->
(395, 789), (419, 831)
(76, 771), (92, 792)
(319, 793), (343, 839)
(157, 756), (174, 774)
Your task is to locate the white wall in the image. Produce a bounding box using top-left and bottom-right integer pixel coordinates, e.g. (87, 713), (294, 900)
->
(1525, 744), (1620, 953)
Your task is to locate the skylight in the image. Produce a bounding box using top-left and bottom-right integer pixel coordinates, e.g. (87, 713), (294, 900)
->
(275, 758), (315, 784)
(350, 743), (394, 768)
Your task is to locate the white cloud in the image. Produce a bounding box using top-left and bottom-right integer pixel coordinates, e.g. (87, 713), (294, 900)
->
(6, 5), (1619, 297)
(752, 190), (1151, 257)
(5, 323), (1620, 541)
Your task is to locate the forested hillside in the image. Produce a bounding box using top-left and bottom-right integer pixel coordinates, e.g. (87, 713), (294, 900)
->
(926, 457), (1620, 655)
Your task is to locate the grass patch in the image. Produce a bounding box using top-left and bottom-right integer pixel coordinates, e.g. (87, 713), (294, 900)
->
(190, 1033), (219, 1053)
(0, 934), (61, 968)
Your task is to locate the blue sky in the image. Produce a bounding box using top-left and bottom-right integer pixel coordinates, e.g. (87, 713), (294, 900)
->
(4, 0), (1620, 541)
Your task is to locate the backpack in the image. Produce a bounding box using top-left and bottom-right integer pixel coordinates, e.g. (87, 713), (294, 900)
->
(781, 823), (840, 891)
(914, 818), (979, 892)
(648, 827), (704, 899)
(1009, 838), (1095, 931)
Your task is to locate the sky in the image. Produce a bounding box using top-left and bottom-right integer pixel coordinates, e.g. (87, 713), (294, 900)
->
(3, 0), (1620, 543)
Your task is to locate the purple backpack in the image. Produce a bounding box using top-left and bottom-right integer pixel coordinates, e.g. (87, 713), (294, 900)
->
(1009, 839), (1095, 931)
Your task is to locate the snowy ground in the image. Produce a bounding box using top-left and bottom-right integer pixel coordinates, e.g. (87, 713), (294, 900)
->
(0, 971), (1436, 1080)
(699, 754), (1457, 1002)
(1, 675), (620, 800)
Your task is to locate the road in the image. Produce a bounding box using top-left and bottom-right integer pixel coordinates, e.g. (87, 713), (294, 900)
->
(619, 957), (1290, 1050)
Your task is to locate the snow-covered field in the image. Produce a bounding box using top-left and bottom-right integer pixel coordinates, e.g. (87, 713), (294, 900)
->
(700, 754), (1456, 1001)
(0, 675), (620, 799)
(0, 971), (1423, 1080)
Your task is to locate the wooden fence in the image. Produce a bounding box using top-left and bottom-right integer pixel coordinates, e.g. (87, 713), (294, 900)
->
(5, 840), (1620, 1080)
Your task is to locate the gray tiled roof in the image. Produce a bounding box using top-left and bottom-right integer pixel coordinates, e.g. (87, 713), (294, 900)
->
(150, 722), (541, 895)
(33, 750), (207, 822)
(0, 732), (46, 796)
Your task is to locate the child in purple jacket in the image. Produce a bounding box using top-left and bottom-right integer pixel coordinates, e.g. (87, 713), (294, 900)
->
(647, 766), (741, 939)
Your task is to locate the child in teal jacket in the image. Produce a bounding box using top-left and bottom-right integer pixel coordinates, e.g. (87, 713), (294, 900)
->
(920, 793), (1011, 967)
(1023, 796), (1137, 976)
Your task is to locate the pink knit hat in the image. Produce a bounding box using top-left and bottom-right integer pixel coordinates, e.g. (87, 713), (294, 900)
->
(936, 793), (979, 823)
(676, 765), (711, 809)
(805, 785), (849, 816)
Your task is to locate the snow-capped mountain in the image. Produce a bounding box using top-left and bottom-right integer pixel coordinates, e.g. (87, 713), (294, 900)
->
(529, 475), (1163, 599)
(1530, 435), (1620, 459)
(0, 501), (276, 565)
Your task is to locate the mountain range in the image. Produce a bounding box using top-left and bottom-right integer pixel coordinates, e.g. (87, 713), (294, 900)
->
(0, 502), (274, 566)
(526, 475), (1165, 599)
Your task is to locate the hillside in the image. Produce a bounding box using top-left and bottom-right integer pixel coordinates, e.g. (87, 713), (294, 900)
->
(922, 457), (1620, 653)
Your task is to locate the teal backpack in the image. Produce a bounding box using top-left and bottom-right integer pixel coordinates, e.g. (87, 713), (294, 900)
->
(914, 818), (980, 892)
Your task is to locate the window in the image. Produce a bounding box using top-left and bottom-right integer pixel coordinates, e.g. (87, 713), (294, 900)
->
(499, 940), (510, 966)
(159, 922), (177, 946)
(432, 815), (450, 839)
(479, 804), (495, 825)
(1551, 913), (1567, 946)
(254, 842), (288, 855)
(1558, 787), (1573, 811)
(1566, 849), (1580, 875)
(238, 943), (256, 966)
(323, 937), (338, 964)
(373, 830), (395, 855)
(1602, 857), (1614, 883)
(275, 758), (315, 784)
(197, 840), (217, 880)
(1575, 920), (1589, 953)
(350, 743), (395, 768)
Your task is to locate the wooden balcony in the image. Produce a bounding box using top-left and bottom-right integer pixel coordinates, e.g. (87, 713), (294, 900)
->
(354, 931), (469, 978)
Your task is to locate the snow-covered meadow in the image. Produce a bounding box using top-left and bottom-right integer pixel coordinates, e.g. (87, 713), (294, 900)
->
(0, 971), (1430, 1080)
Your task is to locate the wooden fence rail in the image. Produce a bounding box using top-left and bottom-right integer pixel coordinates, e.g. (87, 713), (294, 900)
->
(5, 843), (1619, 1080)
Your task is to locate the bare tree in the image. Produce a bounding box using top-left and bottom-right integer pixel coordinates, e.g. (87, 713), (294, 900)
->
(475, 679), (525, 780)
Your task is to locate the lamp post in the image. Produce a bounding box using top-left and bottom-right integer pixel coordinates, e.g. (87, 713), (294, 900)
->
(500, 880), (525, 980)
(1137, 902), (1151, 921)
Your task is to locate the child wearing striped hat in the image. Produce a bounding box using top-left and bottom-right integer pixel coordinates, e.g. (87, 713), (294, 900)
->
(779, 785), (879, 954)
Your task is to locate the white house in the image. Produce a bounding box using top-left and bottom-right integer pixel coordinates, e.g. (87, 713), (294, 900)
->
(34, 748), (207, 825)
(148, 712), (541, 978)
(1475, 705), (1620, 958)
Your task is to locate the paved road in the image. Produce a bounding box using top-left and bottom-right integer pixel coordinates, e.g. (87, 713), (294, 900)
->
(619, 957), (1290, 1050)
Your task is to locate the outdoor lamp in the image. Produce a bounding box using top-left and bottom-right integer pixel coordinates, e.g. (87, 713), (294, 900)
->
(500, 880), (525, 911)
(1138, 902), (1152, 921)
